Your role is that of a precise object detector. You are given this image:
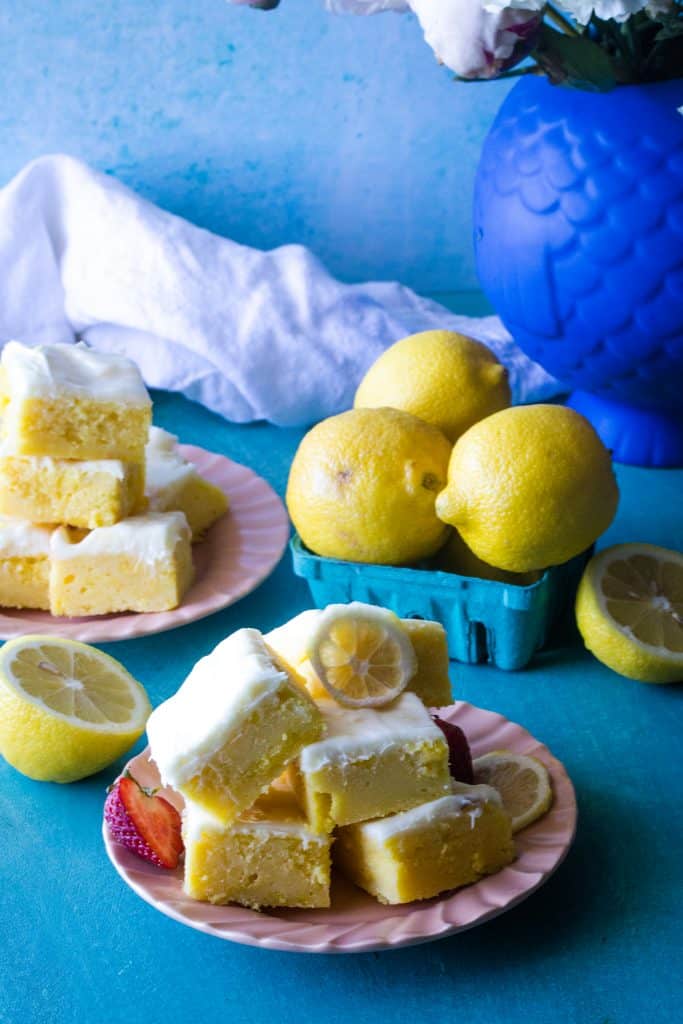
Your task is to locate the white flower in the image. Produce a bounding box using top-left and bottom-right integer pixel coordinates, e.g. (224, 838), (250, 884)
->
(484, 1), (545, 9)
(324, 1), (410, 12)
(487, 0), (670, 20)
(553, 0), (657, 23)
(645, 0), (674, 16)
(410, 0), (542, 79)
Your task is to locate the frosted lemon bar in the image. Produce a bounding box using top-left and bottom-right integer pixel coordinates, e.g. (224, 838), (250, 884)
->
(145, 427), (228, 540)
(400, 619), (452, 707)
(289, 692), (452, 834)
(0, 454), (144, 528)
(183, 778), (332, 909)
(335, 784), (515, 905)
(147, 628), (324, 825)
(266, 609), (452, 707)
(0, 517), (52, 610)
(49, 511), (193, 616)
(0, 341), (151, 460)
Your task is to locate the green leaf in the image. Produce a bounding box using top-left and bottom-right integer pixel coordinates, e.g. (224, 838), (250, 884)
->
(532, 24), (617, 92)
(655, 19), (683, 43)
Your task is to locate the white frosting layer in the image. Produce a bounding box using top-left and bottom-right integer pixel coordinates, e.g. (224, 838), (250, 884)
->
(264, 609), (323, 667)
(357, 784), (503, 842)
(145, 426), (196, 506)
(298, 692), (445, 773)
(0, 452), (127, 479)
(50, 511), (189, 563)
(0, 517), (53, 557)
(1, 341), (150, 405)
(147, 628), (295, 788)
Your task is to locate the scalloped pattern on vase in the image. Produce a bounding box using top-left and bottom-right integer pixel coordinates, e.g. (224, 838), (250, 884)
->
(0, 445), (289, 642)
(103, 703), (578, 954)
(474, 77), (683, 413)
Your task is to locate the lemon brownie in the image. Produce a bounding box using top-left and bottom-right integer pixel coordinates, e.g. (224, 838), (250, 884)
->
(0, 341), (151, 460)
(265, 608), (452, 707)
(49, 511), (193, 616)
(289, 692), (452, 834)
(0, 517), (52, 610)
(145, 427), (228, 540)
(183, 778), (332, 909)
(0, 454), (145, 528)
(335, 784), (515, 904)
(397, 619), (452, 707)
(147, 628), (325, 825)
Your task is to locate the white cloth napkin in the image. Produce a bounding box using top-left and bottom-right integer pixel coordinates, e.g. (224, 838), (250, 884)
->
(0, 155), (560, 427)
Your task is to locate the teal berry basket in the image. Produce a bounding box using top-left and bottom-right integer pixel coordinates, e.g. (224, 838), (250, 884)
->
(290, 534), (591, 672)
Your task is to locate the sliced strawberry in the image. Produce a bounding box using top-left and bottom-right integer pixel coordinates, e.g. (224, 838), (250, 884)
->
(432, 716), (474, 785)
(104, 772), (183, 869)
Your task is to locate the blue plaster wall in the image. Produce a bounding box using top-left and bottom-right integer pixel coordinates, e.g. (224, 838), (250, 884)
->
(0, 0), (511, 294)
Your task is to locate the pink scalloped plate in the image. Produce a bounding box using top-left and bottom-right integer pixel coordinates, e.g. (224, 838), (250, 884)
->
(103, 702), (577, 953)
(0, 445), (289, 642)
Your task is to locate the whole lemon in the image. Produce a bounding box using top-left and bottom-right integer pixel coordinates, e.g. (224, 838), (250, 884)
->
(435, 404), (619, 572)
(354, 330), (511, 443)
(286, 407), (451, 565)
(434, 529), (540, 587)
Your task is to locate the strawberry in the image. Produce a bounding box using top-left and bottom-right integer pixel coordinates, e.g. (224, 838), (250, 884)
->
(104, 772), (184, 869)
(432, 716), (474, 785)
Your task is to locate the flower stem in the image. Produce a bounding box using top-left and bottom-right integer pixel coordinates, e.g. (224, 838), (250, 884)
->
(545, 4), (581, 36)
(453, 64), (544, 84)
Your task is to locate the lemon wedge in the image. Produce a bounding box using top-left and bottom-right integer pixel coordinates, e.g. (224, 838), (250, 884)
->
(576, 543), (683, 684)
(308, 603), (417, 708)
(0, 635), (151, 782)
(473, 750), (553, 833)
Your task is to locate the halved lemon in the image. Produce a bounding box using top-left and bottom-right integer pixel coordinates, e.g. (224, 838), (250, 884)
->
(575, 543), (683, 684)
(473, 750), (553, 833)
(308, 603), (417, 708)
(0, 635), (151, 783)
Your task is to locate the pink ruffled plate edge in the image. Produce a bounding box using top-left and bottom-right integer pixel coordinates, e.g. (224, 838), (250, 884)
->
(103, 702), (577, 954)
(0, 445), (290, 642)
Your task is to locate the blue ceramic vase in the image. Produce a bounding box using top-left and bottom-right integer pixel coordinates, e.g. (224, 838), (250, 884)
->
(474, 77), (683, 467)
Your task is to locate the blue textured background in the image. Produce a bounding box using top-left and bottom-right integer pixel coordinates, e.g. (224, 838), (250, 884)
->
(0, 0), (510, 294)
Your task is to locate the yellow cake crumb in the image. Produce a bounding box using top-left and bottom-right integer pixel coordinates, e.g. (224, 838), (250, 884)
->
(0, 341), (151, 461)
(49, 512), (193, 616)
(183, 778), (332, 909)
(147, 628), (325, 826)
(335, 784), (515, 904)
(289, 693), (452, 834)
(0, 456), (145, 528)
(145, 427), (228, 540)
(0, 519), (53, 610)
(266, 609), (454, 707)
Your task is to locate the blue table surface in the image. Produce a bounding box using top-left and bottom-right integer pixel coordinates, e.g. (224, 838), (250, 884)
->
(1, 388), (682, 1024)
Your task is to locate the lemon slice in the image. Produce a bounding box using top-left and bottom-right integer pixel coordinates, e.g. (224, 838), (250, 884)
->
(575, 543), (683, 684)
(308, 603), (417, 708)
(0, 635), (151, 783)
(472, 750), (553, 833)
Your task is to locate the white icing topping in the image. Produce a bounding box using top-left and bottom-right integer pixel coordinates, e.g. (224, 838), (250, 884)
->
(356, 785), (503, 842)
(1, 341), (151, 405)
(298, 692), (446, 773)
(0, 452), (127, 479)
(0, 517), (53, 557)
(147, 628), (301, 789)
(49, 511), (190, 564)
(147, 425), (179, 455)
(264, 609), (323, 667)
(144, 426), (196, 507)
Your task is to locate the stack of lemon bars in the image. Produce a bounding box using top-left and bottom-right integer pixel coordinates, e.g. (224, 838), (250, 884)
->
(147, 605), (516, 909)
(0, 341), (227, 616)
